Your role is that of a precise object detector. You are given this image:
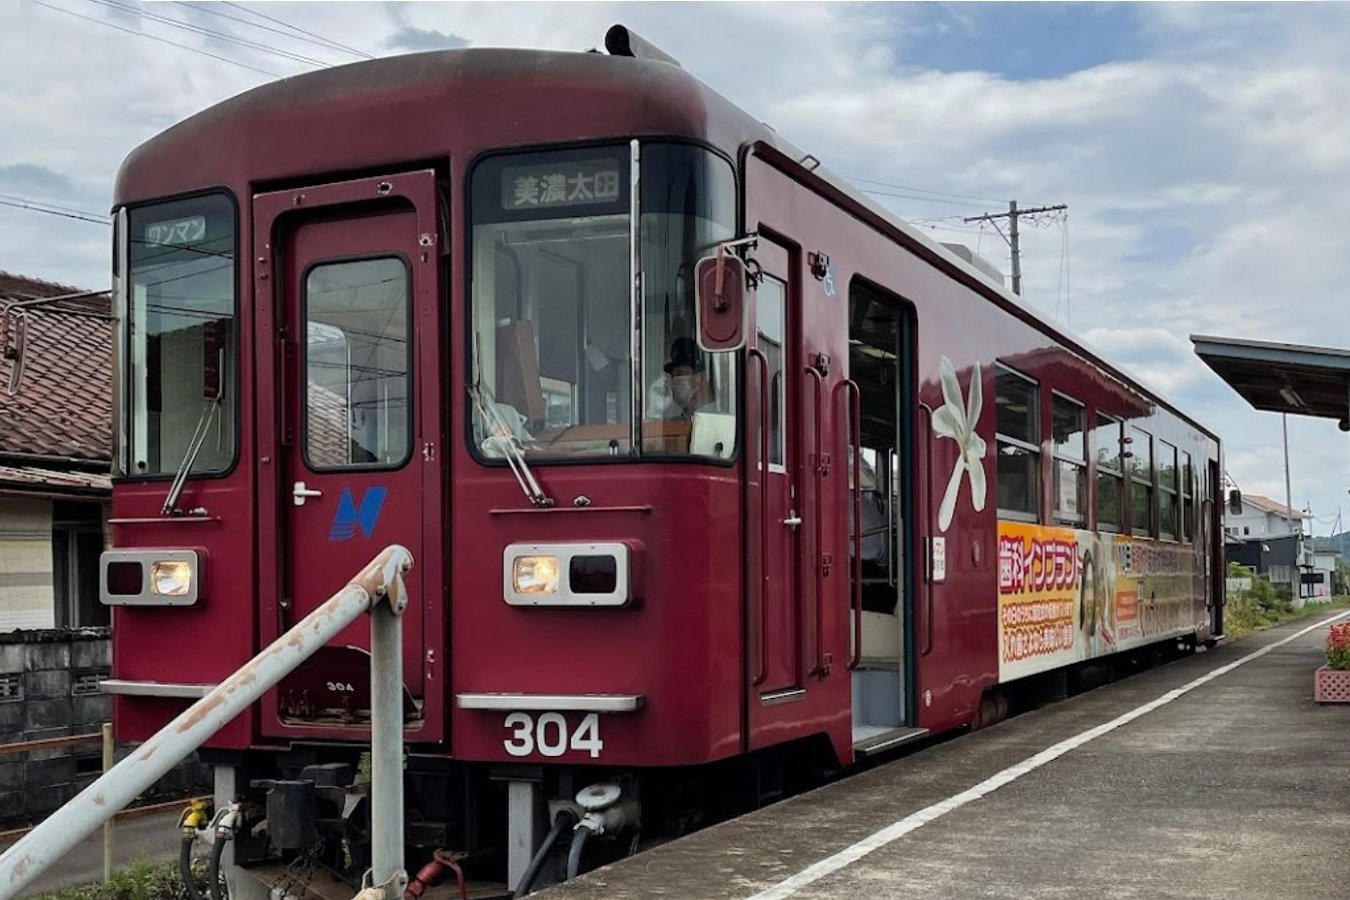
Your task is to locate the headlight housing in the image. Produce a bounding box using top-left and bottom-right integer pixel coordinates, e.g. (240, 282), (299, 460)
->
(150, 560), (193, 596)
(512, 555), (560, 594)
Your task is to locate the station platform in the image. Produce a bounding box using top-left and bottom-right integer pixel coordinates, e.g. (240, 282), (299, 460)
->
(548, 610), (1350, 899)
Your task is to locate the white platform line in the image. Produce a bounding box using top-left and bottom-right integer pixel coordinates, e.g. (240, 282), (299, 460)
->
(746, 611), (1350, 900)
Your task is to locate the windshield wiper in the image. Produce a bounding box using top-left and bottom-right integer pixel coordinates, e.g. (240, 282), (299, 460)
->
(470, 382), (553, 508)
(161, 396), (220, 516)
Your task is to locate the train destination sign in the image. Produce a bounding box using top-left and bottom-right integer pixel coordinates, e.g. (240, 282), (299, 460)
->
(501, 159), (623, 212)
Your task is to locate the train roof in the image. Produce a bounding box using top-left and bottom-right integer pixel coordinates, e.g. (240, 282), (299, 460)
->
(117, 29), (1216, 443)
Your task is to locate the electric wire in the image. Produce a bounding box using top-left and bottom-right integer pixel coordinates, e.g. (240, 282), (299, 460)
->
(26, 0), (283, 77)
(78, 0), (331, 69)
(842, 174), (1005, 206)
(220, 0), (374, 60)
(174, 1), (372, 61)
(0, 197), (108, 225)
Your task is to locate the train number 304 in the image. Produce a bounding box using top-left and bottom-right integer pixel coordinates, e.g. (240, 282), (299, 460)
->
(503, 712), (603, 759)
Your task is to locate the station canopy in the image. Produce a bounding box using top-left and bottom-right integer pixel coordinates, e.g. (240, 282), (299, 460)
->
(1191, 334), (1350, 425)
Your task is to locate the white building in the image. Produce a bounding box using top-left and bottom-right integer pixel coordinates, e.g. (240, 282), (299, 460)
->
(1223, 493), (1309, 540)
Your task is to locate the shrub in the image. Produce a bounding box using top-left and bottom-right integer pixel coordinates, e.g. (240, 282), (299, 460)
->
(1328, 622), (1350, 670)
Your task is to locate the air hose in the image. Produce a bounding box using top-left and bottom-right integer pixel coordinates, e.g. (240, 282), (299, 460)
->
(565, 826), (591, 881)
(513, 808), (578, 898)
(177, 798), (210, 900)
(180, 837), (203, 900)
(208, 835), (229, 900)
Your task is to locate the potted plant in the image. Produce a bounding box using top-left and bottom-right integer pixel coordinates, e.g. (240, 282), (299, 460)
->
(1315, 622), (1350, 703)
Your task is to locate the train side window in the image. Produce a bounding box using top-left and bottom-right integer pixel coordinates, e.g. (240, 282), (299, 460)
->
(756, 277), (786, 469)
(1051, 393), (1086, 526)
(994, 365), (1039, 520)
(1157, 440), (1179, 540)
(1182, 451), (1195, 541)
(1130, 427), (1154, 536)
(1094, 413), (1123, 532)
(303, 257), (411, 469)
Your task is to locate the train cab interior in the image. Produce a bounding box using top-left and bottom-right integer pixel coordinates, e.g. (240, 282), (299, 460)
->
(847, 281), (918, 752)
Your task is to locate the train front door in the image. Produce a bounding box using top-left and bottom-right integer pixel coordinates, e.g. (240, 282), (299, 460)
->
(751, 240), (803, 697)
(253, 171), (445, 741)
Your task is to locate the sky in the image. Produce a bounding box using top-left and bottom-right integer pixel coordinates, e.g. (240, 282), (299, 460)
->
(3, 0), (1350, 535)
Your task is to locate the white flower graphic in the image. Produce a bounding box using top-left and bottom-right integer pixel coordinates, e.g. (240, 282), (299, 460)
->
(933, 356), (987, 532)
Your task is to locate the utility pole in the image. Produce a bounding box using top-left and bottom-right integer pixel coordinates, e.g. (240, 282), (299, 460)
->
(1283, 412), (1301, 603)
(964, 201), (1067, 296)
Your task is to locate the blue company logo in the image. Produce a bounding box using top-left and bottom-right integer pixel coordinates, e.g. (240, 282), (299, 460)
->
(328, 486), (387, 542)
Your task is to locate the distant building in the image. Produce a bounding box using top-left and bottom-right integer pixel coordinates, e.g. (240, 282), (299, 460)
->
(1224, 493), (1314, 595)
(0, 271), (112, 632)
(1309, 548), (1344, 599)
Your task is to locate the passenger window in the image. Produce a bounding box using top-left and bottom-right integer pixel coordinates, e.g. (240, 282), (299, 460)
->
(756, 277), (786, 469)
(1158, 440), (1179, 539)
(1129, 427), (1154, 536)
(1181, 451), (1195, 541)
(1094, 413), (1124, 532)
(1051, 394), (1086, 526)
(303, 257), (411, 469)
(995, 365), (1039, 519)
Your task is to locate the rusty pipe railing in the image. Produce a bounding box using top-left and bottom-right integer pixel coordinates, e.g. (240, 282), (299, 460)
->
(0, 545), (414, 900)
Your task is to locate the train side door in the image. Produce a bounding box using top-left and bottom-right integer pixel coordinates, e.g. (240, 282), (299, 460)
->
(750, 240), (803, 696)
(253, 171), (445, 741)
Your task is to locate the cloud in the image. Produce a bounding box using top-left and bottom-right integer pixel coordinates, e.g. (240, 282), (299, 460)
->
(0, 163), (74, 197)
(383, 26), (469, 53)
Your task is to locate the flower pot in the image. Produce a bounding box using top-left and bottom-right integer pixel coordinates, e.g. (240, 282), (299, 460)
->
(1314, 666), (1350, 703)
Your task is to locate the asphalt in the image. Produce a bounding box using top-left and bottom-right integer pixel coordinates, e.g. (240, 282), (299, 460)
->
(545, 610), (1350, 900)
(2, 809), (184, 897)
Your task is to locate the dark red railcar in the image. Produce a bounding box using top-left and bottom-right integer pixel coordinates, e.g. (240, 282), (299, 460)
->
(102, 27), (1222, 894)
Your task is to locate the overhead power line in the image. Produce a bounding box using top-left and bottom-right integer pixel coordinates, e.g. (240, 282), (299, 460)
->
(220, 0), (374, 60)
(0, 196), (110, 225)
(80, 0), (331, 69)
(964, 201), (1067, 296)
(28, 0), (283, 77)
(175, 1), (372, 61)
(844, 175), (1006, 206)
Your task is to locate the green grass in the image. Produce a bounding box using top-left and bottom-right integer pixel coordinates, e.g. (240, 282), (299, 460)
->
(1225, 592), (1350, 642)
(30, 856), (199, 900)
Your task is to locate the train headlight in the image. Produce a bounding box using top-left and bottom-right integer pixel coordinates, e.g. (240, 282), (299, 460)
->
(150, 560), (193, 596)
(512, 555), (560, 594)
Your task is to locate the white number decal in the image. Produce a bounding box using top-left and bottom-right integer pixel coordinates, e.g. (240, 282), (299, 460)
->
(326, 681), (355, 692)
(570, 713), (603, 758)
(500, 712), (604, 759)
(536, 712), (567, 757)
(503, 712), (534, 757)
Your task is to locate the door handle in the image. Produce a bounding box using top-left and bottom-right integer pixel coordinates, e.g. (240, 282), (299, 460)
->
(292, 480), (323, 506)
(783, 512), (802, 528)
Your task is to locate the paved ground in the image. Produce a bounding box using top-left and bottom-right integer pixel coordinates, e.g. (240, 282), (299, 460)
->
(2, 809), (184, 897)
(547, 610), (1350, 900)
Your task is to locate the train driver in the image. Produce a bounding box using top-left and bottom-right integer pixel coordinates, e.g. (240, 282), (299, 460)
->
(663, 336), (717, 420)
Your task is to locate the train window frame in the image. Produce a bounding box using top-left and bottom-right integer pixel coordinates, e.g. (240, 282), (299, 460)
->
(1051, 392), (1087, 527)
(298, 253), (414, 473)
(1157, 439), (1179, 541)
(117, 187), (242, 484)
(994, 363), (1040, 523)
(461, 137), (742, 470)
(1094, 412), (1124, 533)
(1129, 426), (1155, 537)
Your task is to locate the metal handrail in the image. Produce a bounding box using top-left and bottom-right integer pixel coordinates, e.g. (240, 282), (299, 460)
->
(839, 379), (863, 671)
(805, 366), (827, 677)
(918, 402), (937, 657)
(748, 347), (771, 686)
(0, 545), (414, 900)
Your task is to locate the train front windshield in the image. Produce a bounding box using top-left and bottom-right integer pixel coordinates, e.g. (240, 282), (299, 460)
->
(470, 143), (737, 460)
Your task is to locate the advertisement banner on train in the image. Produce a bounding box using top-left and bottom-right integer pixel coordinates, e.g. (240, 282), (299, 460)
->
(995, 521), (1197, 682)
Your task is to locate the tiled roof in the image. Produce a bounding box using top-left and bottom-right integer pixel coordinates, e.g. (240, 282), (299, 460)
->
(0, 464), (110, 494)
(0, 270), (113, 463)
(1243, 493), (1310, 520)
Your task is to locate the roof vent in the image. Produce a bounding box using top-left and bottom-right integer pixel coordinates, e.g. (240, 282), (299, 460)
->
(605, 25), (681, 67)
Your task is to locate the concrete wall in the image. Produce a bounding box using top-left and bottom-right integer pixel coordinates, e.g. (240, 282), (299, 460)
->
(0, 630), (208, 829)
(0, 497), (55, 631)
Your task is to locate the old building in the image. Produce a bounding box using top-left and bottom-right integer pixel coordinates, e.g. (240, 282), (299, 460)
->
(0, 271), (113, 632)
